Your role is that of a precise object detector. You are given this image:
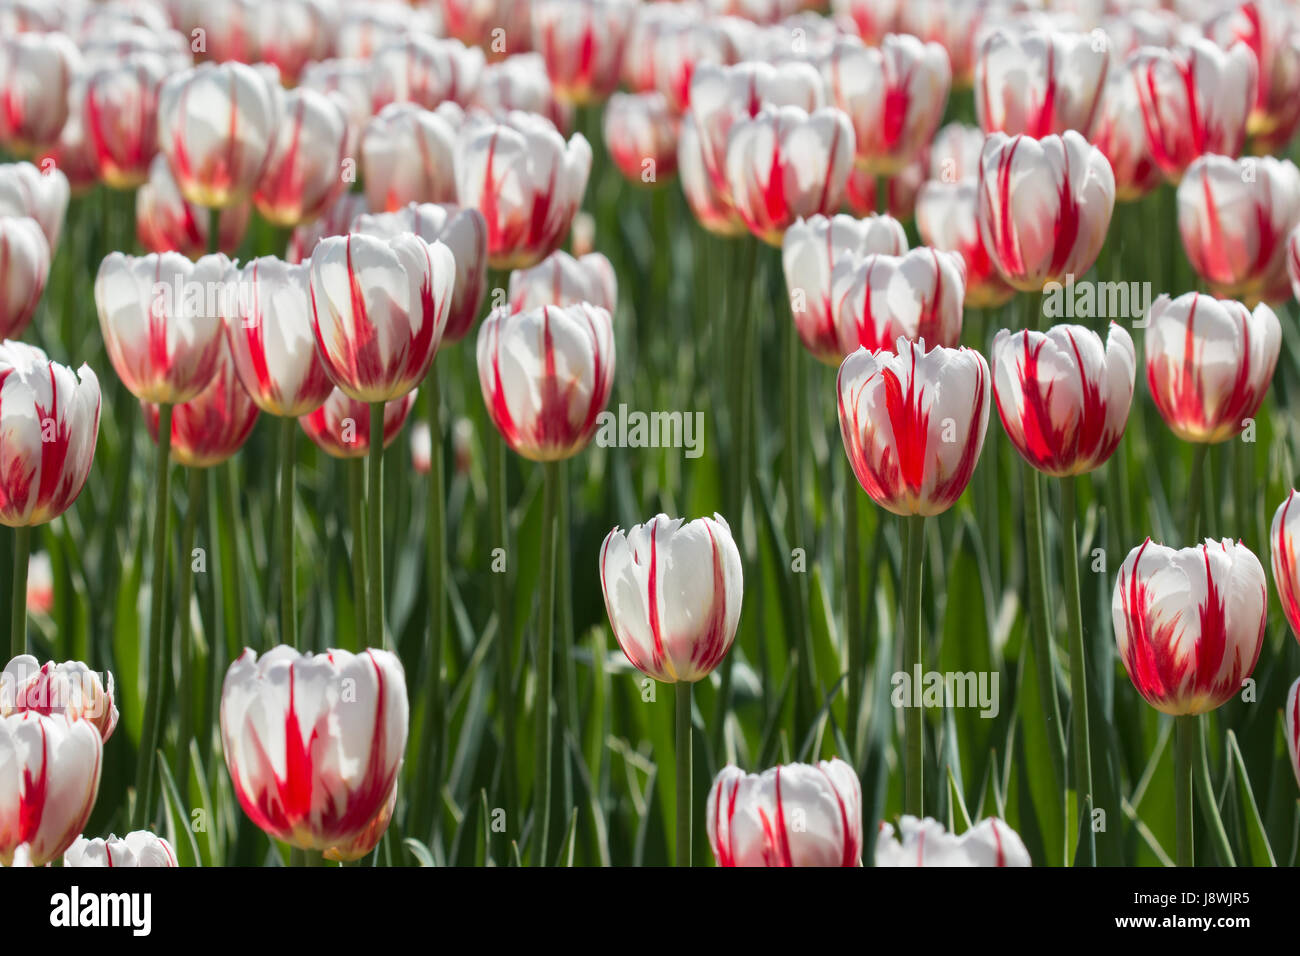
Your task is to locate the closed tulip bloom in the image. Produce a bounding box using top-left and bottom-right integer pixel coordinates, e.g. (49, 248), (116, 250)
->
(361, 103), (460, 214)
(831, 248), (966, 356)
(837, 337), (990, 517)
(844, 159), (924, 221)
(1090, 67), (1162, 203)
(1113, 538), (1266, 716)
(286, 191), (366, 265)
(915, 182), (1013, 309)
(897, 0), (987, 88)
(1177, 154), (1300, 304)
(456, 111), (591, 270)
(38, 97), (98, 197)
(143, 339), (258, 468)
(0, 713), (101, 867)
(641, 13), (738, 115)
(300, 386), (417, 459)
(136, 154), (250, 260)
(1145, 292), (1280, 444)
(1206, 0), (1300, 148)
(0, 215), (49, 340)
(81, 52), (167, 189)
(1, 655), (118, 743)
(976, 130), (1115, 292)
(1271, 490), (1300, 644)
(1288, 225), (1300, 302)
(25, 552), (51, 615)
(1130, 39), (1256, 182)
(820, 34), (950, 176)
(991, 323), (1135, 476)
(474, 53), (572, 133)
(782, 212), (908, 365)
(0, 342), (100, 528)
(220, 646), (409, 861)
(95, 251), (228, 403)
(157, 61), (280, 209)
(410, 420), (432, 475)
(202, 0), (334, 88)
(64, 831), (177, 867)
(532, 0), (635, 105)
(0, 32), (78, 152)
(725, 105), (855, 246)
(600, 513), (742, 684)
(876, 815), (1030, 867)
(975, 29), (1109, 138)
(1288, 676), (1300, 788)
(508, 250), (617, 314)
(0, 161), (69, 251)
(604, 92), (679, 185)
(928, 122), (984, 184)
(706, 759), (861, 867)
(477, 302), (614, 461)
(368, 35), (484, 113)
(353, 203), (488, 344)
(254, 88), (350, 228)
(298, 59), (373, 155)
(833, 0), (901, 46)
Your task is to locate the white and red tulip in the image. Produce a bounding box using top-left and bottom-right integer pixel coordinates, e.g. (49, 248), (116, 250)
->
(1270, 490), (1300, 645)
(831, 248), (967, 355)
(875, 815), (1030, 866)
(253, 87), (351, 228)
(1, 655), (117, 742)
(915, 181), (1014, 309)
(0, 215), (49, 340)
(368, 35), (484, 113)
(81, 52), (167, 189)
(975, 29), (1109, 138)
(0, 31), (79, 153)
(531, 0), (636, 105)
(1090, 67), (1162, 203)
(604, 92), (679, 185)
(361, 102), (461, 214)
(508, 249), (617, 314)
(300, 387), (418, 459)
(0, 161), (69, 251)
(64, 831), (177, 867)
(136, 155), (249, 260)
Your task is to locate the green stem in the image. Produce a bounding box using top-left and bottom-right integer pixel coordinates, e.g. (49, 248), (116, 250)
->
(783, 308), (814, 724)
(1060, 476), (1095, 866)
(176, 466), (203, 790)
(279, 416), (297, 649)
(10, 525), (30, 659)
(675, 680), (692, 867)
(417, 364), (446, 842)
(533, 460), (560, 865)
(207, 207), (220, 257)
(1187, 443), (1208, 544)
(902, 513), (925, 815)
(1174, 715), (1195, 867)
(133, 403), (172, 829)
(367, 402), (385, 648)
(488, 427), (516, 809)
(845, 477), (862, 763)
(347, 459), (366, 652)
(1193, 714), (1236, 865)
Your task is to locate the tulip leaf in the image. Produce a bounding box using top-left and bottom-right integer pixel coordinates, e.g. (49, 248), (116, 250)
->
(1226, 730), (1276, 867)
(156, 751), (202, 868)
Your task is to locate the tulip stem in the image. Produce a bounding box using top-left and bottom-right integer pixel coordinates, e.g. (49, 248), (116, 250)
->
(845, 477), (862, 763)
(417, 363), (446, 843)
(176, 466), (203, 791)
(134, 402), (172, 830)
(487, 427), (516, 810)
(1187, 443), (1208, 544)
(1060, 476), (1095, 866)
(207, 207), (220, 257)
(902, 513), (925, 816)
(782, 304), (814, 724)
(1193, 714), (1237, 865)
(9, 525), (29, 659)
(367, 402), (385, 648)
(534, 460), (560, 865)
(347, 458), (367, 651)
(279, 416), (297, 649)
(675, 680), (692, 867)
(1174, 715), (1195, 867)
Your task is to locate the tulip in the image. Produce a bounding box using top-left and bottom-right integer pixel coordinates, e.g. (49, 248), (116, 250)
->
(1145, 292), (1280, 446)
(819, 33), (950, 176)
(725, 104), (855, 247)
(0, 31), (79, 153)
(38, 94), (98, 196)
(336, 4), (432, 61)
(136, 156), (249, 260)
(915, 182), (1013, 310)
(1130, 39), (1256, 184)
(975, 29), (1109, 138)
(0, 712), (102, 867)
(927, 122), (984, 184)
(300, 387), (417, 459)
(706, 759), (861, 867)
(253, 87), (350, 228)
(220, 646), (409, 862)
(1, 655), (118, 742)
(830, 248), (966, 357)
(1287, 675), (1300, 789)
(353, 202), (488, 344)
(0, 161), (69, 251)
(604, 92), (679, 186)
(531, 0), (636, 105)
(286, 191), (366, 265)
(843, 159), (923, 221)
(508, 250), (617, 314)
(442, 0), (516, 51)
(474, 53), (572, 133)
(1270, 490), (1300, 645)
(633, 10), (737, 115)
(875, 815), (1031, 866)
(410, 420), (432, 475)
(0, 215), (49, 339)
(361, 102), (460, 214)
(298, 59), (373, 157)
(1209, 4), (1300, 151)
(897, 0), (987, 88)
(25, 552), (50, 616)
(142, 341), (258, 469)
(1177, 153), (1300, 304)
(975, 130), (1115, 293)
(156, 61), (280, 209)
(1089, 67), (1162, 203)
(782, 212), (908, 366)
(832, 0), (901, 46)
(64, 831), (178, 867)
(368, 35), (484, 113)
(456, 111), (591, 270)
(80, 52), (167, 190)
(201, 0), (333, 88)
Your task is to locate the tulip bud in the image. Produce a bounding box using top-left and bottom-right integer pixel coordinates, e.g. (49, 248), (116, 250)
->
(508, 250), (617, 314)
(0, 712), (102, 867)
(220, 646), (409, 861)
(368, 35), (484, 113)
(25, 552), (51, 615)
(600, 513), (742, 684)
(876, 815), (1030, 866)
(1, 655), (118, 742)
(1089, 67), (1162, 203)
(975, 29), (1109, 138)
(361, 102), (461, 214)
(64, 831), (178, 867)
(0, 215), (49, 339)
(254, 87), (351, 228)
(976, 130), (1115, 292)
(837, 337), (989, 517)
(1271, 491), (1300, 645)
(831, 248), (966, 357)
(286, 191), (366, 265)
(308, 232), (456, 403)
(706, 759), (861, 866)
(143, 339), (259, 468)
(1113, 538), (1266, 715)
(0, 32), (79, 153)
(532, 0), (636, 105)
(81, 52), (167, 190)
(604, 92), (679, 186)
(136, 155), (250, 260)
(992, 324), (1135, 476)
(0, 161), (70, 251)
(300, 387), (417, 459)
(1144, 292), (1280, 444)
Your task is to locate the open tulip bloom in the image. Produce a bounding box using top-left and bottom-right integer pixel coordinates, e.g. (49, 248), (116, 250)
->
(876, 815), (1030, 867)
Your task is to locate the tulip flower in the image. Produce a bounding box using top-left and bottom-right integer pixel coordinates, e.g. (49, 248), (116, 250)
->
(300, 387), (417, 459)
(1177, 153), (1300, 304)
(1130, 38), (1257, 182)
(975, 130), (1115, 292)
(0, 161), (69, 251)
(1207, 2), (1300, 151)
(830, 248), (967, 357)
(220, 646), (409, 862)
(410, 420), (432, 475)
(443, 0), (518, 52)
(706, 759), (861, 867)
(0, 31), (79, 153)
(201, 0), (332, 88)
(80, 52), (168, 190)
(914, 182), (1013, 310)
(1089, 67), (1162, 203)
(0, 215), (49, 339)
(833, 0), (901, 46)
(531, 0), (635, 105)
(1287, 675), (1300, 789)
(604, 92), (679, 186)
(353, 202), (488, 344)
(975, 29), (1109, 138)
(156, 61), (281, 209)
(928, 123), (985, 184)
(286, 191), (366, 265)
(819, 33), (951, 176)
(336, 4), (434, 61)
(875, 815), (1031, 867)
(508, 250), (617, 315)
(136, 155), (249, 260)
(1, 655), (118, 742)
(631, 11), (737, 115)
(368, 35), (485, 113)
(361, 103), (461, 214)
(474, 53), (572, 133)
(782, 213), (908, 366)
(725, 105), (855, 247)
(64, 831), (178, 867)
(844, 159), (924, 221)
(25, 552), (50, 616)
(298, 59), (373, 154)
(456, 111), (591, 270)
(897, 0), (987, 88)
(253, 87), (350, 228)
(38, 97), (98, 196)
(1271, 490), (1300, 644)
(1145, 292), (1280, 445)
(0, 712), (102, 867)
(142, 341), (258, 469)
